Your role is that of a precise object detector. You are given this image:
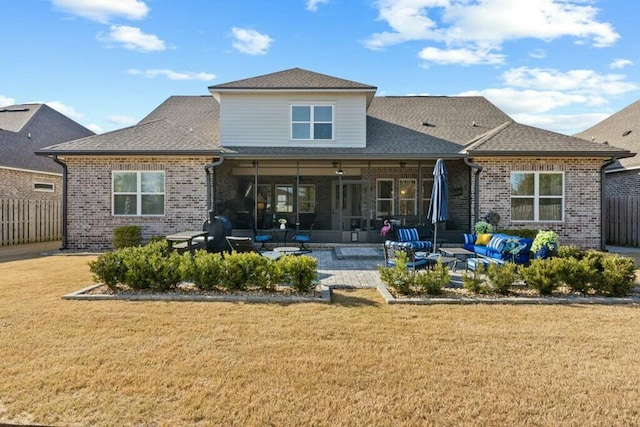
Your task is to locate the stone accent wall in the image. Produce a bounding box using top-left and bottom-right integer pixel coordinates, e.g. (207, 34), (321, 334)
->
(64, 156), (211, 251)
(474, 157), (604, 249)
(0, 168), (62, 201)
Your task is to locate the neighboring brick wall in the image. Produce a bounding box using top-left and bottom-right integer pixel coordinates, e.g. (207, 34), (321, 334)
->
(0, 168), (62, 201)
(64, 156), (211, 251)
(474, 157), (604, 249)
(605, 169), (640, 198)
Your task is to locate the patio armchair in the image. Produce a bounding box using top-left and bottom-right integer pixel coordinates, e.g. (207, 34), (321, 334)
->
(225, 236), (281, 260)
(253, 229), (275, 250)
(291, 223), (314, 253)
(383, 240), (428, 271)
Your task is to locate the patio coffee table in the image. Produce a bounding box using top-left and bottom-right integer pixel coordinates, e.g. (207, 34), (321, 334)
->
(416, 252), (459, 271)
(438, 247), (475, 271)
(274, 246), (301, 256)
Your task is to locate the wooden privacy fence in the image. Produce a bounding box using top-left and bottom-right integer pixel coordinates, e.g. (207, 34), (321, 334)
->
(606, 196), (640, 247)
(1, 199), (62, 246)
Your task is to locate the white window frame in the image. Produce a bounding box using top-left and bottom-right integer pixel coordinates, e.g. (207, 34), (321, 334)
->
(34, 182), (55, 192)
(510, 171), (564, 222)
(399, 179), (417, 216)
(376, 179), (394, 218)
(275, 184), (294, 213)
(112, 171), (165, 217)
(290, 104), (334, 140)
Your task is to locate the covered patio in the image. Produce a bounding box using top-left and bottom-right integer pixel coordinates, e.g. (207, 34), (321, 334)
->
(210, 158), (472, 244)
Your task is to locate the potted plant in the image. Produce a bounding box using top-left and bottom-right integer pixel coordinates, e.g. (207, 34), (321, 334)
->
(531, 230), (559, 259)
(474, 220), (494, 234)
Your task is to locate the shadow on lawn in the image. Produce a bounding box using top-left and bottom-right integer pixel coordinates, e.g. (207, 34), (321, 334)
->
(330, 288), (382, 307)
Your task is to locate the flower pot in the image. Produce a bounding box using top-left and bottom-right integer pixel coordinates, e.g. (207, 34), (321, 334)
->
(533, 246), (557, 260)
(280, 224), (286, 230)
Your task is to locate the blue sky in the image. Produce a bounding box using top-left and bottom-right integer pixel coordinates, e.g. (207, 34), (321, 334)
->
(2, 0), (638, 136)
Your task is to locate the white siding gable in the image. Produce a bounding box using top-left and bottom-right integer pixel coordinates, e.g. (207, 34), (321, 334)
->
(219, 92), (367, 148)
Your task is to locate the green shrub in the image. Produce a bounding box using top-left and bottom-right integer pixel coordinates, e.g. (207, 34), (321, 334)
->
(188, 251), (226, 290)
(378, 252), (413, 295)
(413, 261), (450, 295)
(221, 252), (254, 291)
(463, 262), (489, 294)
(600, 255), (636, 297)
(555, 257), (595, 294)
(88, 251), (126, 291)
(519, 259), (559, 296)
(121, 240), (186, 291)
(581, 251), (607, 294)
(558, 245), (586, 260)
(113, 225), (142, 249)
(280, 255), (318, 293)
(486, 262), (518, 295)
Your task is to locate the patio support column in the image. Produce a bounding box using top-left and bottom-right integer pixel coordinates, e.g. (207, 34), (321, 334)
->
(52, 155), (67, 249)
(205, 157), (224, 219)
(464, 157), (482, 227)
(601, 157), (615, 250)
(296, 161), (300, 226)
(418, 161), (423, 220)
(254, 161), (258, 230)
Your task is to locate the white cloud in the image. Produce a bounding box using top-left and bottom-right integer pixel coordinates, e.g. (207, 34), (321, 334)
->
(128, 68), (216, 81)
(418, 46), (504, 65)
(610, 58), (633, 69)
(231, 27), (274, 55)
(306, 0), (329, 12)
(511, 112), (611, 135)
(458, 87), (594, 114)
(0, 95), (17, 107)
(52, 0), (149, 23)
(502, 67), (638, 96)
(87, 124), (104, 134)
(365, 0), (619, 65)
(99, 25), (165, 52)
(41, 101), (85, 121)
(107, 115), (137, 126)
(528, 49), (546, 59)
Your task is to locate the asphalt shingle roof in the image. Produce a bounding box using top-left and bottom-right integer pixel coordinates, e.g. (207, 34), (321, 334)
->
(37, 69), (632, 161)
(208, 67), (376, 90)
(575, 99), (640, 170)
(1, 103), (94, 173)
(465, 121), (630, 157)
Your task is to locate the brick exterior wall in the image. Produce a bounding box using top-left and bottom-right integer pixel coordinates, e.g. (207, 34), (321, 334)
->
(64, 156), (211, 251)
(605, 169), (640, 198)
(0, 168), (62, 201)
(472, 157), (604, 249)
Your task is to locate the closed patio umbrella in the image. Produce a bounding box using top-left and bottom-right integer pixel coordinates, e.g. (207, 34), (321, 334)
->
(426, 159), (449, 253)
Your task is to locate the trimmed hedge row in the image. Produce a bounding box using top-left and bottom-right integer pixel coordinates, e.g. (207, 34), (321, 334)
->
(89, 240), (318, 294)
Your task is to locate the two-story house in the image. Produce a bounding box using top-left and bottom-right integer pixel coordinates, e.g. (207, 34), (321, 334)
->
(37, 68), (630, 251)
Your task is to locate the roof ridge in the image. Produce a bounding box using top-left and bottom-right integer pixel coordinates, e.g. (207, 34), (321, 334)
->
(460, 121), (513, 153)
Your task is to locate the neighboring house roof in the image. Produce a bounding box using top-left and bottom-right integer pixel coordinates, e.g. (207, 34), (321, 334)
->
(464, 121), (631, 158)
(0, 103), (94, 173)
(574, 99), (640, 171)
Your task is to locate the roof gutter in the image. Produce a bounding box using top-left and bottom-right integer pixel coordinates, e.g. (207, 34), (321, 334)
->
(601, 157), (616, 251)
(464, 157), (483, 229)
(204, 156), (224, 221)
(52, 155), (68, 250)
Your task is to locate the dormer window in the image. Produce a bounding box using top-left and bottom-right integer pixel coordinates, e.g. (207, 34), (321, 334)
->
(291, 105), (333, 140)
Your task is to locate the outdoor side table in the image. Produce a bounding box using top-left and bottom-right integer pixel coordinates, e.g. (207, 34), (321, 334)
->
(438, 247), (475, 271)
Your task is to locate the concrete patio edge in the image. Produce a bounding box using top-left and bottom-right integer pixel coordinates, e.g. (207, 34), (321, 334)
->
(63, 284), (332, 303)
(377, 285), (640, 305)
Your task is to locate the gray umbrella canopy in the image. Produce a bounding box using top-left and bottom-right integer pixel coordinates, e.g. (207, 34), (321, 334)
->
(426, 159), (449, 252)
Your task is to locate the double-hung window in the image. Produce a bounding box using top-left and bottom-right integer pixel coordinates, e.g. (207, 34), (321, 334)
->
(291, 105), (333, 140)
(376, 179), (393, 218)
(298, 184), (316, 213)
(511, 172), (564, 221)
(113, 171), (165, 216)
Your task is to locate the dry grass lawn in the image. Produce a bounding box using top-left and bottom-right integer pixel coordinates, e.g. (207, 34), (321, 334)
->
(1, 255), (640, 426)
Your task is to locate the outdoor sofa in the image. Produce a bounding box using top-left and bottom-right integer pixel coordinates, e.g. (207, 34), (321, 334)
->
(463, 233), (533, 265)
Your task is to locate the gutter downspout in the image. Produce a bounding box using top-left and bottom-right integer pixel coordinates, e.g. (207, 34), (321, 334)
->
(464, 157), (483, 229)
(204, 157), (224, 222)
(600, 157), (615, 251)
(52, 155), (68, 249)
